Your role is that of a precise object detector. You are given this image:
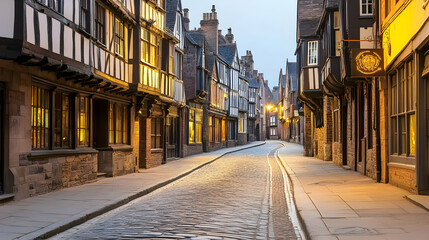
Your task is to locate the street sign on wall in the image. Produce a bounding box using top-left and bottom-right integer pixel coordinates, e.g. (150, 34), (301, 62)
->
(350, 49), (385, 77)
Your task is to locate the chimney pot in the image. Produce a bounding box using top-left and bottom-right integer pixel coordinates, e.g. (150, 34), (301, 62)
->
(212, 5), (216, 13)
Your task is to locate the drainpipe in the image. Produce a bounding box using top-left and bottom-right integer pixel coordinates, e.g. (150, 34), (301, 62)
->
(374, 0), (382, 183)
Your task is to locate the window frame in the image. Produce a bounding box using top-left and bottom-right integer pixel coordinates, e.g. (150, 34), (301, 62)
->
(77, 95), (90, 147)
(389, 58), (416, 157)
(114, 18), (125, 57)
(80, 0), (89, 32)
(95, 2), (106, 45)
(308, 41), (318, 65)
(31, 85), (51, 150)
(54, 92), (73, 149)
(108, 102), (130, 145)
(360, 0), (374, 16)
(151, 118), (163, 149)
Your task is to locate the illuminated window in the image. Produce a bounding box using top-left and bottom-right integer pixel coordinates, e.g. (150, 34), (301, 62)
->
(308, 41), (318, 65)
(108, 103), (129, 144)
(195, 110), (202, 143)
(390, 58), (415, 156)
(360, 0), (373, 16)
(222, 119), (226, 141)
(78, 96), (90, 146)
(115, 18), (125, 57)
(188, 109), (195, 143)
(209, 116), (213, 142)
(31, 85), (50, 149)
(54, 93), (72, 148)
(169, 44), (175, 74)
(239, 113), (247, 133)
(215, 118), (220, 142)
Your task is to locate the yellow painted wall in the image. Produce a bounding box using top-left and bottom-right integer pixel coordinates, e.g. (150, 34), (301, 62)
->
(381, 0), (429, 68)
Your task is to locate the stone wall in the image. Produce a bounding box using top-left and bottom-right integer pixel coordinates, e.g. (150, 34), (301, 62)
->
(388, 166), (417, 193)
(332, 142), (342, 166)
(237, 133), (247, 145)
(303, 105), (313, 156)
(183, 144), (203, 157)
(98, 148), (137, 177)
(11, 153), (97, 200)
(208, 142), (227, 152)
(314, 126), (325, 160)
(323, 96), (332, 161)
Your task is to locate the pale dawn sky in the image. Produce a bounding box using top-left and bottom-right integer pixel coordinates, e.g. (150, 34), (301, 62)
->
(182, 0), (298, 90)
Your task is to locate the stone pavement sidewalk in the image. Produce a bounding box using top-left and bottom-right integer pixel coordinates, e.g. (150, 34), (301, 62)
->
(278, 142), (429, 240)
(0, 142), (265, 240)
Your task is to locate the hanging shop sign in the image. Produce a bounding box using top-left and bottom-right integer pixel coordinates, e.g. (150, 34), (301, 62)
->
(350, 49), (385, 77)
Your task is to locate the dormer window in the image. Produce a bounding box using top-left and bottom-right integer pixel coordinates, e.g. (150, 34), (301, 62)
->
(308, 41), (318, 65)
(360, 0), (373, 16)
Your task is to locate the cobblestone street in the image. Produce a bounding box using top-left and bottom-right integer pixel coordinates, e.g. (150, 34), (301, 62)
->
(52, 142), (300, 240)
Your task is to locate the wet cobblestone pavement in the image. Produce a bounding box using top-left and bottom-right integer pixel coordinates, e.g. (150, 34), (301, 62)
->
(55, 142), (298, 240)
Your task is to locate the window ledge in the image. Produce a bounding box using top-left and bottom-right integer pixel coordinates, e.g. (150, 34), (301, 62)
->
(387, 162), (416, 171)
(97, 145), (133, 152)
(28, 148), (98, 160)
(359, 15), (374, 19)
(151, 148), (163, 153)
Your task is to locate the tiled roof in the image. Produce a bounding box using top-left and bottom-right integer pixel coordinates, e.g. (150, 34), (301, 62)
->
(188, 31), (205, 47)
(281, 75), (286, 87)
(286, 62), (298, 92)
(166, 0), (180, 31)
(297, 0), (324, 38)
(287, 62), (297, 75)
(186, 32), (198, 46)
(326, 0), (339, 9)
(218, 44), (236, 65)
(248, 78), (260, 88)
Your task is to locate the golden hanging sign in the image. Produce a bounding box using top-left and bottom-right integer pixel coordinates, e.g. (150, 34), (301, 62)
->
(351, 49), (385, 77)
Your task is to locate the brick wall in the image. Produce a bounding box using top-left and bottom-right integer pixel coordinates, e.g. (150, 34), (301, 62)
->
(138, 116), (164, 169)
(183, 144), (203, 157)
(346, 93), (356, 170)
(304, 105), (313, 156)
(237, 133), (247, 145)
(11, 154), (98, 200)
(388, 166), (417, 193)
(314, 126), (325, 160)
(323, 96), (332, 161)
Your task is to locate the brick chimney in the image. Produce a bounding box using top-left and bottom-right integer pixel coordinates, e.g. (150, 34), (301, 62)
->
(183, 8), (190, 31)
(200, 5), (219, 54)
(225, 28), (234, 43)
